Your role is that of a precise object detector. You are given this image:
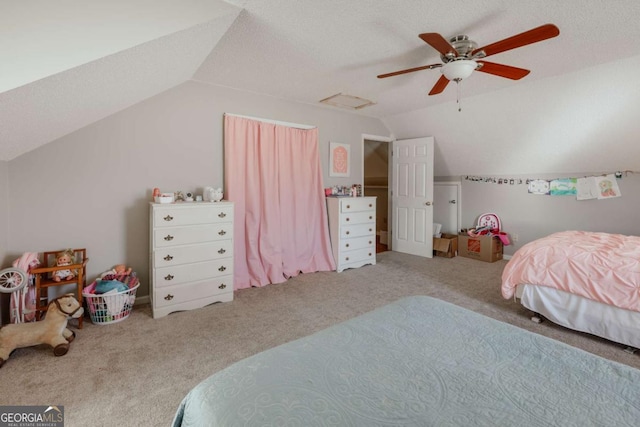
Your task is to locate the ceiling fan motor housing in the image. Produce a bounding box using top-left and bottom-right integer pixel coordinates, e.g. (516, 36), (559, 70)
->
(441, 35), (478, 62)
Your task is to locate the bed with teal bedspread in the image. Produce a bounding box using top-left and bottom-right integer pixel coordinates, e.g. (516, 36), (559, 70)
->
(173, 296), (640, 426)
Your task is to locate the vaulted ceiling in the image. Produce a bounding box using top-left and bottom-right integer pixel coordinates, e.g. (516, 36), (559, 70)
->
(2, 0), (640, 161)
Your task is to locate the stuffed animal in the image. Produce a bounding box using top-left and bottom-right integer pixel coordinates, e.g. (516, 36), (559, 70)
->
(0, 294), (83, 368)
(203, 187), (224, 202)
(52, 249), (76, 282)
(211, 188), (224, 202)
(99, 264), (132, 279)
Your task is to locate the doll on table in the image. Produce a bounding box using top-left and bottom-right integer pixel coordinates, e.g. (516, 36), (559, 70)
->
(52, 249), (76, 282)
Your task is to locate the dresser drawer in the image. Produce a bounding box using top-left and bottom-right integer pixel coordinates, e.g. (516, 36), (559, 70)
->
(154, 276), (232, 309)
(153, 240), (233, 268)
(337, 247), (375, 265)
(340, 235), (375, 252)
(340, 211), (375, 226)
(340, 198), (375, 213)
(154, 205), (233, 227)
(340, 223), (375, 239)
(154, 223), (233, 247)
(154, 259), (232, 288)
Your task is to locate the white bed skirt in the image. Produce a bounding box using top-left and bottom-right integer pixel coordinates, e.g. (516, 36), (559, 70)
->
(517, 284), (640, 349)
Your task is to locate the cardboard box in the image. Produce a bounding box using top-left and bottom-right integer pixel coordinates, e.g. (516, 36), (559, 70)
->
(433, 233), (458, 258)
(458, 234), (503, 262)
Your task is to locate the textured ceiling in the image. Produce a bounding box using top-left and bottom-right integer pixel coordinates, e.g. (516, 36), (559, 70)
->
(197, 0), (640, 119)
(2, 0), (640, 160)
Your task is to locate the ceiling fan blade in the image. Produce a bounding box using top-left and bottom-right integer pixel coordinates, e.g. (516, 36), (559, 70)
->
(377, 63), (442, 79)
(472, 24), (559, 58)
(428, 75), (450, 95)
(476, 61), (530, 80)
(419, 33), (458, 57)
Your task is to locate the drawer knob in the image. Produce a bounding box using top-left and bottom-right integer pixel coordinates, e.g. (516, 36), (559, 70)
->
(346, 217), (350, 221)
(218, 266), (227, 272)
(164, 294), (174, 301)
(164, 215), (174, 221)
(369, 253), (372, 256)
(218, 212), (227, 218)
(346, 205), (350, 209)
(345, 257), (350, 261)
(368, 204), (372, 207)
(346, 231), (350, 235)
(369, 216), (373, 220)
(369, 241), (372, 245)
(164, 235), (174, 241)
(164, 255), (173, 261)
(218, 230), (227, 236)
(218, 248), (226, 254)
(219, 284), (227, 290)
(369, 228), (372, 232)
(164, 274), (174, 281)
(345, 243), (350, 248)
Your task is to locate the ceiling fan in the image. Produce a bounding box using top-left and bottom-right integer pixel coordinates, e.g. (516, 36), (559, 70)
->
(377, 24), (560, 96)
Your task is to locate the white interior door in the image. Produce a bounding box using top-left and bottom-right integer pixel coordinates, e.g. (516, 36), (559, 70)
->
(391, 137), (434, 257)
(433, 182), (460, 234)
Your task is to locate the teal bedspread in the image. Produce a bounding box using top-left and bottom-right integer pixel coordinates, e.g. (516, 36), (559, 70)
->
(173, 296), (640, 426)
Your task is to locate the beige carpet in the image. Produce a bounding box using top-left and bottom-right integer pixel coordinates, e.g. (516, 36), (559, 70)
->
(1, 251), (638, 426)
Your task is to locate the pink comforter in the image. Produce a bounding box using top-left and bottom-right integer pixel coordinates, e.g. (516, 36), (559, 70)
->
(501, 231), (640, 312)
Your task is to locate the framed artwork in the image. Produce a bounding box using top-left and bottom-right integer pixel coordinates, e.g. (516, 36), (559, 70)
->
(329, 142), (350, 177)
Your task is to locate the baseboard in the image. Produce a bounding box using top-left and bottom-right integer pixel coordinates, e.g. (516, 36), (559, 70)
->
(135, 295), (150, 306)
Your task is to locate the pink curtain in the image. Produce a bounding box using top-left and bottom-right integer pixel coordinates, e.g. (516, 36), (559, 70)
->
(224, 115), (336, 289)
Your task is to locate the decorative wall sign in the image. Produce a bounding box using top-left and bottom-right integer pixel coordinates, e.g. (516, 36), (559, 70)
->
(329, 142), (350, 177)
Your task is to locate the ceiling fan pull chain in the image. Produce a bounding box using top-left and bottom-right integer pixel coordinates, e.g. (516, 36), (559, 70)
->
(456, 80), (462, 112)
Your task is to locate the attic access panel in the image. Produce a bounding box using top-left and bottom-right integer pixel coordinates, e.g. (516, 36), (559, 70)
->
(319, 93), (376, 110)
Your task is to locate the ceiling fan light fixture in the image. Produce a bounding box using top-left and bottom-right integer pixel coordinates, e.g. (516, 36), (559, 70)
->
(441, 60), (477, 81)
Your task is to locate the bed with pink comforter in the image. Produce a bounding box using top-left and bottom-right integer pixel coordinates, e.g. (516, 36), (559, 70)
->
(502, 231), (640, 348)
(502, 230), (640, 311)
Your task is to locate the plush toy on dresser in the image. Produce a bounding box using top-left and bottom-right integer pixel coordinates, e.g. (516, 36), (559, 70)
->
(0, 294), (83, 368)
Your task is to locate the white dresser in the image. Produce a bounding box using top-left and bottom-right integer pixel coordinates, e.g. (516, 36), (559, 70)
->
(326, 196), (376, 273)
(149, 202), (234, 318)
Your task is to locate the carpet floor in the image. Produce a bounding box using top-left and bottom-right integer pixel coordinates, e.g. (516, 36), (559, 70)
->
(1, 251), (638, 426)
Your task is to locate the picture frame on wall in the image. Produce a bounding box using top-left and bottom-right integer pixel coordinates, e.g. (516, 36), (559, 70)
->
(329, 142), (350, 177)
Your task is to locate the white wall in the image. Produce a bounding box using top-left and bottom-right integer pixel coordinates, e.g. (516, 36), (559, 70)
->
(0, 161), (7, 264)
(461, 173), (640, 256)
(0, 160), (8, 323)
(383, 54), (640, 252)
(6, 81), (390, 298)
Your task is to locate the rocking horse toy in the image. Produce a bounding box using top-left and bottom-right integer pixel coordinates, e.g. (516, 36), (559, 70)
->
(0, 293), (83, 368)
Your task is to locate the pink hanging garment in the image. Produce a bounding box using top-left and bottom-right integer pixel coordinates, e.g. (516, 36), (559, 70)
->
(10, 252), (40, 323)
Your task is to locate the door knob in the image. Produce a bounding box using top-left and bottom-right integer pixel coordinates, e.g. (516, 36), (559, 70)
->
(425, 201), (432, 206)
(449, 200), (457, 204)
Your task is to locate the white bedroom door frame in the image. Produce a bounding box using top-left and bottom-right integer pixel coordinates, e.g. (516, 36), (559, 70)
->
(433, 181), (461, 235)
(391, 136), (435, 258)
(362, 133), (393, 249)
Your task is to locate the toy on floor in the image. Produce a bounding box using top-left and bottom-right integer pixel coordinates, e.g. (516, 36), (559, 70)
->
(52, 249), (76, 282)
(0, 294), (83, 368)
